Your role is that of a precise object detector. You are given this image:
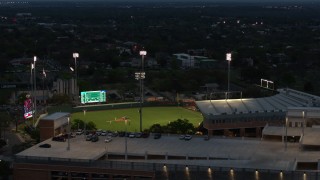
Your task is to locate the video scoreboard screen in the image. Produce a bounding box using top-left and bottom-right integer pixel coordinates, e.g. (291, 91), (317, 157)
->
(81, 90), (107, 104)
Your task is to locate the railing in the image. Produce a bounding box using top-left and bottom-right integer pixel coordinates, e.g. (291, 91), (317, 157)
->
(14, 156), (320, 180)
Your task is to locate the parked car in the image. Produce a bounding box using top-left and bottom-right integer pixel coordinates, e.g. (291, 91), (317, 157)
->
(107, 132), (114, 137)
(101, 131), (107, 136)
(91, 134), (99, 142)
(153, 133), (161, 139)
(96, 129), (102, 136)
(135, 132), (142, 138)
(118, 131), (125, 137)
(86, 134), (93, 141)
(52, 135), (66, 142)
(141, 132), (150, 138)
(76, 129), (83, 135)
(179, 135), (185, 140)
(39, 143), (51, 148)
(105, 136), (112, 143)
(70, 133), (76, 138)
(112, 131), (119, 137)
(129, 133), (135, 138)
(184, 135), (192, 141)
(204, 135), (210, 141)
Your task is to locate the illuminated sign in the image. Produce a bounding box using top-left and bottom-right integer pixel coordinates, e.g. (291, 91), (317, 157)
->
(81, 90), (107, 104)
(24, 95), (33, 119)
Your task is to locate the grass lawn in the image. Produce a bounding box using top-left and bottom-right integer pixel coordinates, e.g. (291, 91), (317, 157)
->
(71, 106), (203, 132)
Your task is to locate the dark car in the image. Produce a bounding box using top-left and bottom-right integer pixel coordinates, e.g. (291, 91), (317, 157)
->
(39, 143), (51, 148)
(118, 131), (125, 137)
(52, 136), (66, 142)
(86, 134), (93, 141)
(153, 133), (161, 139)
(91, 134), (99, 142)
(204, 135), (210, 141)
(141, 132), (150, 138)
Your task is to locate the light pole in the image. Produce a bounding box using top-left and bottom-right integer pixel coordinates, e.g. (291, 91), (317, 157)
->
(302, 111), (305, 137)
(83, 109), (86, 139)
(226, 53), (232, 99)
(30, 63), (34, 125)
(136, 50), (147, 132)
(33, 56), (37, 127)
(73, 52), (79, 95)
(42, 68), (46, 107)
(285, 117), (288, 151)
(67, 117), (70, 151)
(125, 119), (128, 160)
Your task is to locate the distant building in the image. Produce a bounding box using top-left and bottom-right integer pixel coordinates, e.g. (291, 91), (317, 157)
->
(173, 53), (217, 69)
(52, 78), (78, 96)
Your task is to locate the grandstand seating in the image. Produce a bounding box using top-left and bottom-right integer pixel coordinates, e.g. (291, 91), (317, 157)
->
(196, 88), (319, 120)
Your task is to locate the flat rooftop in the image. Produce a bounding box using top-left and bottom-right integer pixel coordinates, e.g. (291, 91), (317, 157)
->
(16, 134), (320, 171)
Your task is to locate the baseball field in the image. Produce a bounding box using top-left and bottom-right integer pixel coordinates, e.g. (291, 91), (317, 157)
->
(71, 106), (203, 132)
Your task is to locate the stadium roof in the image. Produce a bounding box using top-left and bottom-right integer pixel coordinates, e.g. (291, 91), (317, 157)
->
(196, 88), (320, 117)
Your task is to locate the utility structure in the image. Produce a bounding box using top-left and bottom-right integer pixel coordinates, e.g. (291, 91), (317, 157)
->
(135, 50), (147, 132)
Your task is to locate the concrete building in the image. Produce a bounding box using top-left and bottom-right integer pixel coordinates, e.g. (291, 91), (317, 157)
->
(39, 112), (70, 142)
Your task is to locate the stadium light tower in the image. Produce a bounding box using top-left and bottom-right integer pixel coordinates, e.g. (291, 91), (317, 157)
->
(33, 56), (37, 127)
(137, 50), (147, 132)
(73, 52), (79, 95)
(226, 53), (232, 99)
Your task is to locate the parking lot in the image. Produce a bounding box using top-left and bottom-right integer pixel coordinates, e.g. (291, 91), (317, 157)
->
(16, 133), (320, 171)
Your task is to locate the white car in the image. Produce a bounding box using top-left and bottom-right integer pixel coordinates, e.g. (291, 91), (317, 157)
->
(101, 131), (107, 136)
(129, 133), (135, 138)
(75, 130), (83, 135)
(105, 137), (112, 143)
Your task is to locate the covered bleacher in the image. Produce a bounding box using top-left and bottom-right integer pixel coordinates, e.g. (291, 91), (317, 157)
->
(196, 88), (320, 137)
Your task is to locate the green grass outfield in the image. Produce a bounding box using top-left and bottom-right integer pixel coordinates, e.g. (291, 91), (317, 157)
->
(71, 106), (203, 132)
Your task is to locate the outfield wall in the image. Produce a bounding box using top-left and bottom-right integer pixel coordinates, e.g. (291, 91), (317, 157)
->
(47, 101), (179, 114)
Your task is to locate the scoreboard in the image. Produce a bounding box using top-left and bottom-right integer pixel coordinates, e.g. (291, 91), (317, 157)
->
(81, 90), (106, 104)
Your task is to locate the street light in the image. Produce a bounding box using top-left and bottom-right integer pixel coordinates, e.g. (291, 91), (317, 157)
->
(137, 50), (147, 132)
(124, 119), (130, 160)
(302, 111), (305, 136)
(33, 56), (37, 127)
(285, 117), (288, 151)
(226, 53), (232, 99)
(67, 117), (70, 151)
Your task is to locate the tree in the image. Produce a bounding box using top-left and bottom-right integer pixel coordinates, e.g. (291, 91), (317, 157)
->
(71, 119), (85, 131)
(149, 124), (162, 133)
(86, 121), (97, 131)
(148, 119), (196, 134)
(167, 119), (195, 134)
